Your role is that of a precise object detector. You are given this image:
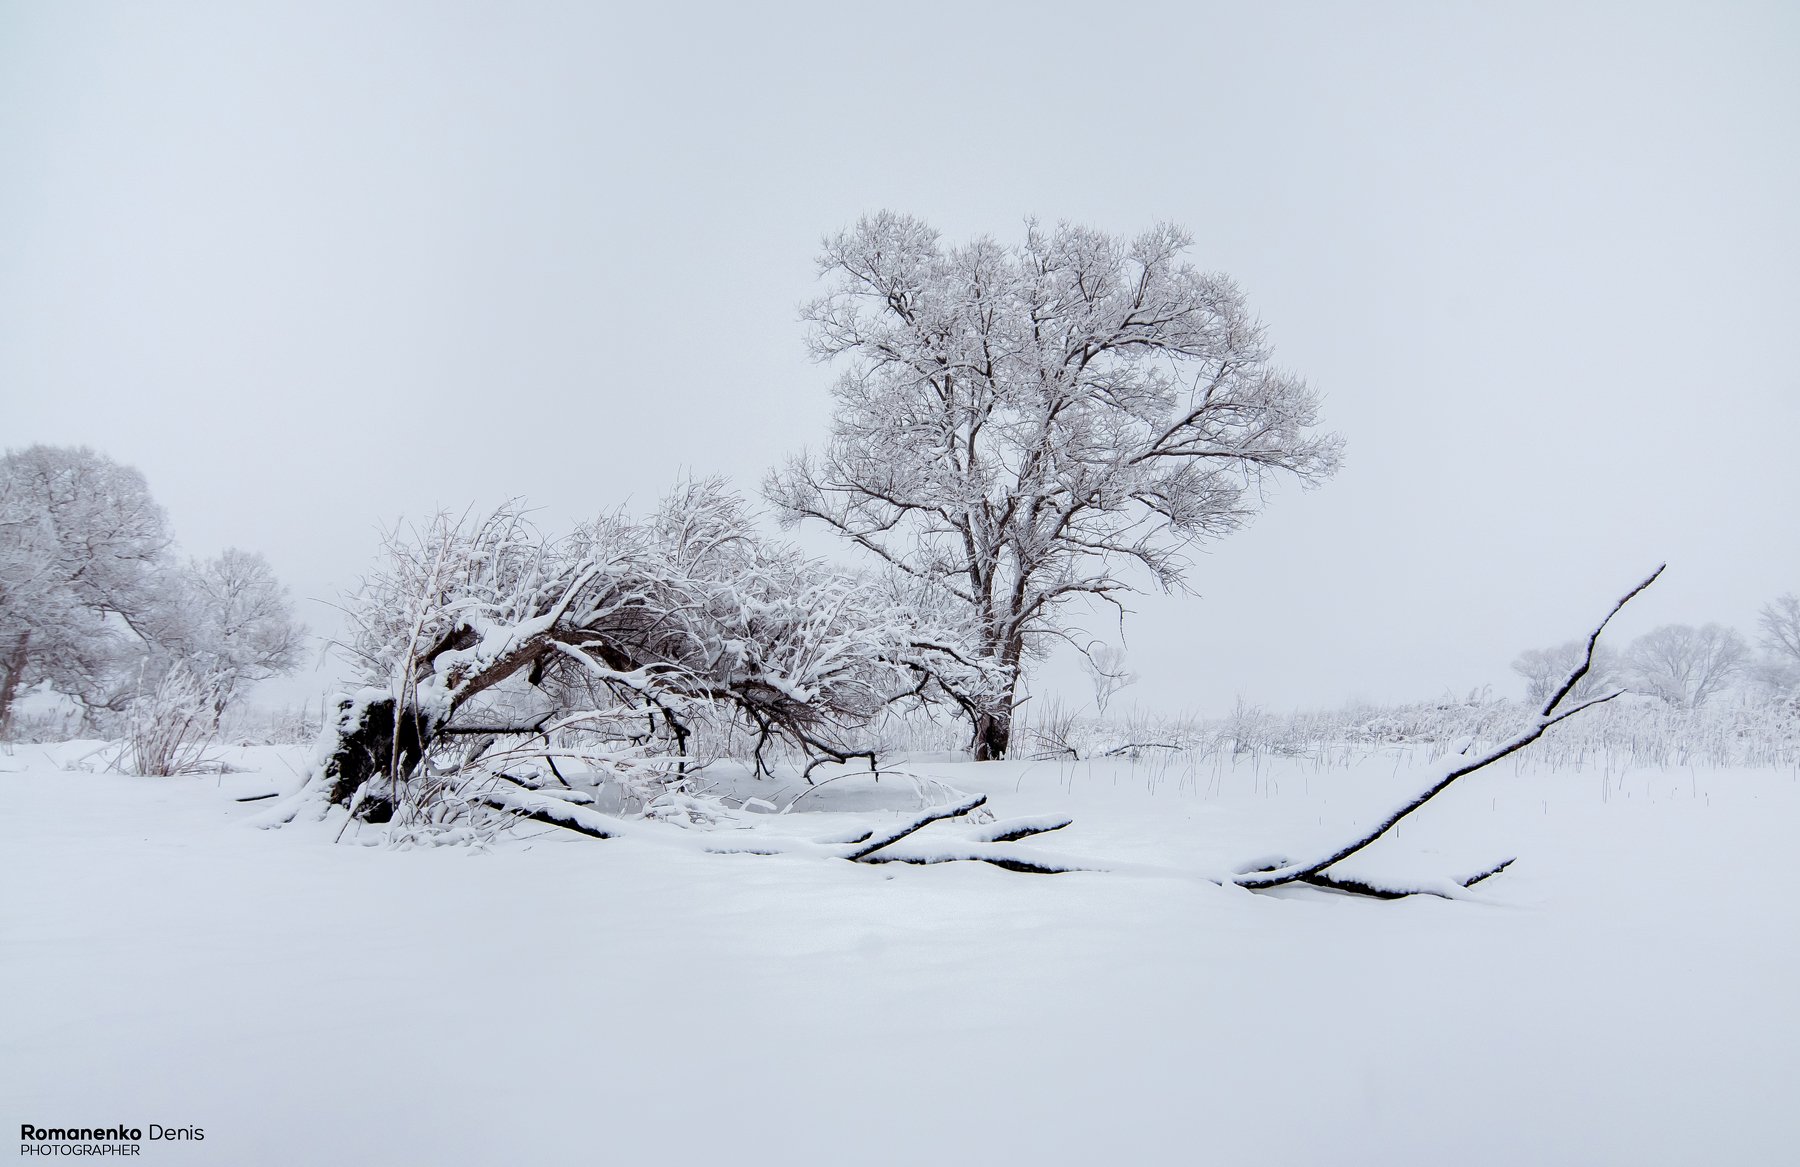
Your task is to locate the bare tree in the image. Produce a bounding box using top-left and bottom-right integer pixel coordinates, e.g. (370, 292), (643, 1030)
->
(1624, 623), (1749, 709)
(1742, 594), (1800, 696)
(1082, 643), (1136, 716)
(159, 549), (307, 719)
(1759, 594), (1800, 668)
(766, 214), (1342, 758)
(1510, 640), (1619, 706)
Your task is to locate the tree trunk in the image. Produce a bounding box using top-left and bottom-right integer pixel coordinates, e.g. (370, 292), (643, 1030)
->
(0, 631), (28, 739)
(972, 706), (1012, 761)
(970, 636), (1023, 760)
(320, 694), (438, 823)
(972, 633), (1029, 759)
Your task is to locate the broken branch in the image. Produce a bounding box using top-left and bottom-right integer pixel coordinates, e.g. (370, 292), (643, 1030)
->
(1238, 567), (1663, 894)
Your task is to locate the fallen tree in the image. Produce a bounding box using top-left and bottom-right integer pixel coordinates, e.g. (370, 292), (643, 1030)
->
(267, 482), (1000, 830)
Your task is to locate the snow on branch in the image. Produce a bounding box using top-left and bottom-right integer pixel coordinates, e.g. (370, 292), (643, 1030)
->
(767, 214), (1344, 758)
(286, 479), (1001, 832)
(1235, 566), (1665, 895)
(282, 475), (1662, 899)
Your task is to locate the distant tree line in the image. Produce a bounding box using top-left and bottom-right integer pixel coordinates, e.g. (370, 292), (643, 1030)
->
(1513, 596), (1800, 711)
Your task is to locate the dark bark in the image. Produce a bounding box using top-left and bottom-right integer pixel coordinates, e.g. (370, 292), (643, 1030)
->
(857, 850), (1086, 874)
(966, 633), (1024, 760)
(320, 695), (438, 823)
(972, 707), (1012, 761)
(473, 789), (620, 840)
(0, 630), (26, 738)
(971, 815), (1074, 843)
(1237, 567), (1664, 896)
(1292, 858), (1516, 900)
(437, 716), (552, 736)
(843, 794), (989, 861)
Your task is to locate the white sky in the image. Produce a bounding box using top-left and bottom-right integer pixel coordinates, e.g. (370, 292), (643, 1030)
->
(3, 0), (1796, 717)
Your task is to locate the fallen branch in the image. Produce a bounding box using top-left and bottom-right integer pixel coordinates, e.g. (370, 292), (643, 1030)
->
(474, 778), (1018, 868)
(1237, 566), (1663, 894)
(1294, 871), (1455, 900)
(438, 715), (553, 737)
(472, 781), (621, 840)
(842, 795), (989, 861)
(1460, 857), (1515, 888)
(968, 815), (1074, 844)
(858, 843), (1090, 875)
(1294, 858), (1514, 901)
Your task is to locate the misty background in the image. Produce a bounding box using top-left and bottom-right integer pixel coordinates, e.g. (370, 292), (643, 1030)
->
(4, 0), (1795, 717)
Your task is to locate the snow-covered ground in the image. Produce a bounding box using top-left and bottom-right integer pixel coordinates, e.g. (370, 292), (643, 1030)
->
(4, 742), (1796, 1165)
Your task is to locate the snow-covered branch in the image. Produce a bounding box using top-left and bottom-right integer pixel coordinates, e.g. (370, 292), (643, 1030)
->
(1235, 567), (1665, 894)
(291, 480), (999, 827)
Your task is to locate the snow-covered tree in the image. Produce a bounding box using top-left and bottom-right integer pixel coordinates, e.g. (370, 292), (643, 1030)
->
(766, 214), (1342, 758)
(1623, 623), (1749, 709)
(0, 446), (306, 738)
(1747, 593), (1800, 695)
(159, 548), (306, 718)
(1759, 595), (1800, 669)
(0, 445), (171, 730)
(1510, 640), (1620, 706)
(287, 480), (992, 826)
(1082, 643), (1136, 716)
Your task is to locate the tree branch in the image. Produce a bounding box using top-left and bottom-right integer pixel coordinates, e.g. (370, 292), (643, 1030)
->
(1237, 568), (1664, 894)
(842, 794), (989, 861)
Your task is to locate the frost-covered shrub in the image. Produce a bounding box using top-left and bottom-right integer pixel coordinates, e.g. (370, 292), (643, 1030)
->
(122, 663), (220, 776)
(1520, 693), (1800, 770)
(1041, 687), (1800, 773)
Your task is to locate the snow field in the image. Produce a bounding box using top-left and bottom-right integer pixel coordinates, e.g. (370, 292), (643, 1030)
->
(3, 743), (1795, 1165)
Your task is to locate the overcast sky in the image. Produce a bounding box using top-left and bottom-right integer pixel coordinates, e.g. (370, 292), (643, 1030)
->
(4, 0), (1796, 717)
